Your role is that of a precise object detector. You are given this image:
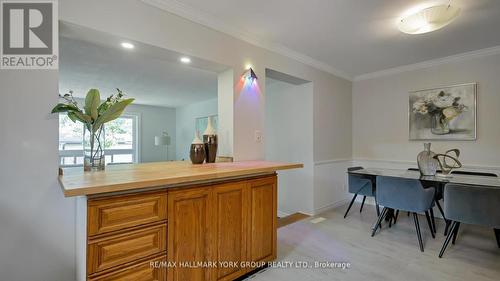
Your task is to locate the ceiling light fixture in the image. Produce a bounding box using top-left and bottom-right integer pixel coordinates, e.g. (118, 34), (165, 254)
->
(120, 42), (135, 49)
(397, 3), (461, 34)
(180, 57), (191, 64)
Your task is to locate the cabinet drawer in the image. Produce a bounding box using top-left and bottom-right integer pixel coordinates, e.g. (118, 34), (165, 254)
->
(88, 224), (167, 274)
(89, 255), (167, 281)
(88, 191), (167, 236)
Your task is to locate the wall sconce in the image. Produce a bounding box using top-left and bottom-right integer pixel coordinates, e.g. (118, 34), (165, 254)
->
(242, 67), (258, 81)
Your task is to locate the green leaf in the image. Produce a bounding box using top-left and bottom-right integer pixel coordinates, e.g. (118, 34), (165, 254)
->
(84, 89), (100, 121)
(73, 111), (93, 123)
(51, 103), (79, 113)
(93, 98), (134, 132)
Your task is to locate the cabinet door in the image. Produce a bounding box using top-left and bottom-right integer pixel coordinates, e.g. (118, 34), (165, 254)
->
(167, 187), (214, 281)
(213, 182), (248, 281)
(248, 176), (277, 264)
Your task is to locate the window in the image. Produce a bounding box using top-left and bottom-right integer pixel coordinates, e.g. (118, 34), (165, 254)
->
(58, 114), (139, 167)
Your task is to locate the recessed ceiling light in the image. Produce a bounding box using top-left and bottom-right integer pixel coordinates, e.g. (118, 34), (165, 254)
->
(180, 57), (191, 64)
(120, 42), (135, 49)
(398, 4), (461, 34)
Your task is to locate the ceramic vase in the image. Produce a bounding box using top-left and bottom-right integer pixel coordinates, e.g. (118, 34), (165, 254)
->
(203, 116), (218, 163)
(190, 132), (205, 164)
(417, 143), (439, 176)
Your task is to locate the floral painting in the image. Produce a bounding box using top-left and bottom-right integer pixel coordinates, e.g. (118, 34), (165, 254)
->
(409, 83), (476, 140)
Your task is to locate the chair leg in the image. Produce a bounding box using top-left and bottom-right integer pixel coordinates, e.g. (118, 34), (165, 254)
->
(444, 220), (451, 236)
(425, 211), (435, 239)
(372, 207), (388, 237)
(430, 207), (436, 232)
(360, 196), (366, 213)
(407, 211), (410, 217)
(435, 199), (450, 236)
(452, 222), (461, 245)
(439, 221), (458, 258)
(413, 213), (424, 252)
(494, 228), (500, 249)
(376, 204), (380, 216)
(344, 194), (358, 218)
(393, 210), (399, 225)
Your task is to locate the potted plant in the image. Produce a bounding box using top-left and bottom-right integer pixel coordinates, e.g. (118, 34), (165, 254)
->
(52, 89), (134, 171)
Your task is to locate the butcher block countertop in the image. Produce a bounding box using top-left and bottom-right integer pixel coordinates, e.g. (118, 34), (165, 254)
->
(59, 160), (303, 197)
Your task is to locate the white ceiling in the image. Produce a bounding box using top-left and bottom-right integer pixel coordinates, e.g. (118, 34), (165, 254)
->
(59, 24), (225, 108)
(143, 0), (500, 80)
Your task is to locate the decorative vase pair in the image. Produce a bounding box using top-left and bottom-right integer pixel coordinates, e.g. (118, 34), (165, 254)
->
(417, 143), (462, 176)
(190, 116), (218, 164)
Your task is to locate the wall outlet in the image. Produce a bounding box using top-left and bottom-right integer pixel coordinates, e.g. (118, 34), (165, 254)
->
(255, 130), (262, 143)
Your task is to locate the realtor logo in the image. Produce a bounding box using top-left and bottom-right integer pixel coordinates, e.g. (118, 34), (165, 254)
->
(1, 0), (58, 69)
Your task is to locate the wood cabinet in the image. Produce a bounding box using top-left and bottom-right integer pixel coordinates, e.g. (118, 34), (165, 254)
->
(248, 176), (277, 264)
(85, 174), (277, 281)
(167, 187), (214, 281)
(213, 182), (248, 280)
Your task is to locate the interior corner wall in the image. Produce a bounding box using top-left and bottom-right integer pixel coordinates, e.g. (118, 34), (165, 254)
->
(265, 80), (314, 215)
(352, 53), (500, 172)
(217, 69), (234, 158)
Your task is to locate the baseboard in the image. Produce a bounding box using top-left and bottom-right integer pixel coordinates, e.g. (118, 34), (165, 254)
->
(277, 210), (290, 218)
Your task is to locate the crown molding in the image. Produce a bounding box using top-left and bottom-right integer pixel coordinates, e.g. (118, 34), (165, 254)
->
(354, 45), (500, 81)
(140, 0), (353, 81)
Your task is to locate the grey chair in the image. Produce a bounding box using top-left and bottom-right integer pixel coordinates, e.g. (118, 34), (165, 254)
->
(439, 183), (500, 258)
(371, 176), (436, 252)
(344, 167), (379, 218)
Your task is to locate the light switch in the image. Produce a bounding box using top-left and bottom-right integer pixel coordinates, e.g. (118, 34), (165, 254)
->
(255, 130), (262, 143)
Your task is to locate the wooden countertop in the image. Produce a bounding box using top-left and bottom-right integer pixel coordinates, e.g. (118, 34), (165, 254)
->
(59, 161), (303, 197)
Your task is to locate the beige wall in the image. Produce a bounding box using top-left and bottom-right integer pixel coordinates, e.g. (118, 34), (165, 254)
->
(353, 53), (500, 168)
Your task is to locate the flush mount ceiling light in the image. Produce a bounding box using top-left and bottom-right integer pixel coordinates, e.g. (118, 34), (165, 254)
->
(398, 4), (461, 34)
(120, 42), (135, 49)
(180, 57), (191, 64)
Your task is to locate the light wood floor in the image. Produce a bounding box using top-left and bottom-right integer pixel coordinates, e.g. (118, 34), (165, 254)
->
(277, 213), (310, 228)
(246, 202), (500, 281)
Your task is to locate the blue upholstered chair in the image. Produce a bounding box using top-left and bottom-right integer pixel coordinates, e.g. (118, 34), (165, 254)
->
(371, 176), (436, 252)
(344, 167), (379, 218)
(439, 183), (500, 258)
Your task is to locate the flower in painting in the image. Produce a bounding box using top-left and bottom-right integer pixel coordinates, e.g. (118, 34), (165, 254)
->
(432, 91), (455, 108)
(413, 100), (429, 115)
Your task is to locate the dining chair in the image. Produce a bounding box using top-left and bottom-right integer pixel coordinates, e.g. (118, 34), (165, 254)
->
(344, 167), (379, 218)
(443, 171), (498, 236)
(439, 183), (500, 258)
(372, 176), (436, 252)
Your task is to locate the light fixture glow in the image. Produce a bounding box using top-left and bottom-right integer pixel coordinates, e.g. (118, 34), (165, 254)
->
(120, 42), (135, 49)
(397, 4), (461, 34)
(245, 64), (253, 70)
(180, 57), (191, 64)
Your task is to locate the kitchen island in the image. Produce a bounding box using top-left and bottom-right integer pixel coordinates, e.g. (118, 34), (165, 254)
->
(59, 161), (302, 281)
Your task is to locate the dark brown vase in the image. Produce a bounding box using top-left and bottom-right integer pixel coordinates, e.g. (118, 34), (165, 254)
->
(203, 135), (218, 163)
(190, 143), (205, 164)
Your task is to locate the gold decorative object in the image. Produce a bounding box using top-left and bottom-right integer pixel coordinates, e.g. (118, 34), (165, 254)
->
(433, 149), (462, 176)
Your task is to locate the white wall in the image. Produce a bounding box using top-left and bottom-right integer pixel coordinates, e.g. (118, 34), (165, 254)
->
(353, 52), (500, 170)
(0, 1), (352, 280)
(125, 103), (176, 162)
(265, 80), (314, 215)
(0, 71), (76, 281)
(175, 98), (218, 160)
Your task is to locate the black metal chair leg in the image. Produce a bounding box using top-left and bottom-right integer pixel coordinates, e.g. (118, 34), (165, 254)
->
(435, 199), (451, 236)
(372, 207), (388, 236)
(407, 211), (410, 217)
(425, 211), (435, 239)
(430, 208), (437, 232)
(376, 204), (380, 216)
(494, 228), (500, 249)
(452, 222), (461, 245)
(360, 196), (366, 213)
(393, 210), (399, 225)
(344, 194), (358, 218)
(412, 213), (424, 252)
(439, 221), (458, 258)
(444, 220), (451, 236)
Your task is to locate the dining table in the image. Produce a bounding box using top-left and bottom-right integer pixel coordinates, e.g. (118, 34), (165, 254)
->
(347, 168), (500, 233)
